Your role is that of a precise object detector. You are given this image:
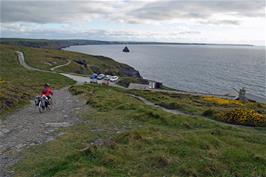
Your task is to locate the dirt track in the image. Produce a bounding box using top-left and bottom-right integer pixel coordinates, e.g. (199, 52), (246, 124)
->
(0, 88), (86, 177)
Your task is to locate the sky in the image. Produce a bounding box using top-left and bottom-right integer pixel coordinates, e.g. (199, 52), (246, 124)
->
(0, 0), (265, 45)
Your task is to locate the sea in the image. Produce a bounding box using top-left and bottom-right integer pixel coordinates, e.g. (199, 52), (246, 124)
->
(64, 44), (266, 99)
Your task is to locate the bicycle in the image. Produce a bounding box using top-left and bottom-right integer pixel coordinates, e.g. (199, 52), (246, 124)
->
(35, 95), (53, 113)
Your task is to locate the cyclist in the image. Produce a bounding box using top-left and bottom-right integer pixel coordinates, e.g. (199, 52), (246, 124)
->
(41, 83), (53, 106)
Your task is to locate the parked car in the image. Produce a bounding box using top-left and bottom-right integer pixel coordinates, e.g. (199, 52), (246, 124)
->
(90, 73), (98, 79)
(97, 74), (105, 80)
(110, 76), (119, 82)
(104, 75), (111, 81)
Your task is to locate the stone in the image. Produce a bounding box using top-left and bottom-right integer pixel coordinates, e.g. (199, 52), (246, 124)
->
(1, 128), (10, 134)
(45, 122), (71, 128)
(15, 144), (25, 149)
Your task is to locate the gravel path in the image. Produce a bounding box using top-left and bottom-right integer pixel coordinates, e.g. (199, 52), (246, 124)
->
(129, 94), (187, 116)
(0, 88), (86, 177)
(50, 60), (71, 71)
(16, 51), (50, 73)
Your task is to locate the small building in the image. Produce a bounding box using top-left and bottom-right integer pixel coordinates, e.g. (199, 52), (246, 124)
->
(148, 80), (162, 89)
(235, 88), (266, 104)
(128, 80), (163, 90)
(128, 83), (150, 90)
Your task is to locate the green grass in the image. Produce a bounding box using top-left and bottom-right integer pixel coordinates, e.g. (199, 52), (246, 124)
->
(13, 84), (266, 177)
(17, 46), (140, 77)
(0, 44), (75, 117)
(0, 43), (141, 117)
(128, 90), (266, 126)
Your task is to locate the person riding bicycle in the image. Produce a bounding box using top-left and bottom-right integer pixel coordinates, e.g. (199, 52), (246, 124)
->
(41, 83), (53, 106)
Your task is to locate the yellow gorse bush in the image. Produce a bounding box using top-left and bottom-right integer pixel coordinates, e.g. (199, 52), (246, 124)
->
(222, 109), (266, 126)
(203, 96), (243, 106)
(0, 79), (5, 85)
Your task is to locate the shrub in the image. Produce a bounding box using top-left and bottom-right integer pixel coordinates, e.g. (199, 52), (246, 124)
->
(202, 96), (243, 106)
(202, 109), (217, 117)
(221, 109), (266, 126)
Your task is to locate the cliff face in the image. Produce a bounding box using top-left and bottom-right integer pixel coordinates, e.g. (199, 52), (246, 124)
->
(119, 65), (141, 78)
(90, 64), (141, 78)
(92, 55), (142, 78)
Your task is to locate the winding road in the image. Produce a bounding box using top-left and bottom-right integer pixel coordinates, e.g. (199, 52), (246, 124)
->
(50, 60), (71, 71)
(16, 51), (45, 72)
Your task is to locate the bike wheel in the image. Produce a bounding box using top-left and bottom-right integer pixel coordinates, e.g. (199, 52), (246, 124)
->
(49, 98), (54, 108)
(38, 101), (45, 113)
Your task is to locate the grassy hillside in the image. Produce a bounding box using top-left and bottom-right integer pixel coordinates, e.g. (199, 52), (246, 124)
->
(0, 43), (143, 116)
(18, 45), (141, 77)
(13, 84), (266, 177)
(0, 44), (75, 116)
(129, 90), (266, 126)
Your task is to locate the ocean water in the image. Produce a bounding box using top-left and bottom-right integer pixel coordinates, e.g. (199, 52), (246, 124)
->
(65, 45), (266, 99)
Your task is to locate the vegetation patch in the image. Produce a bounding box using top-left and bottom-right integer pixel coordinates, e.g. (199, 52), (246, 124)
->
(17, 45), (141, 77)
(0, 44), (75, 117)
(13, 84), (266, 177)
(221, 109), (266, 126)
(202, 96), (243, 106)
(129, 90), (266, 127)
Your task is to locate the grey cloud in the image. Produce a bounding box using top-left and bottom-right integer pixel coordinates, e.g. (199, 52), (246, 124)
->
(1, 1), (113, 23)
(1, 0), (265, 24)
(127, 0), (265, 22)
(1, 24), (201, 41)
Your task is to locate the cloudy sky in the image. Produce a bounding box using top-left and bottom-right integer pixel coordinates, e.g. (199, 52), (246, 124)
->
(1, 0), (265, 45)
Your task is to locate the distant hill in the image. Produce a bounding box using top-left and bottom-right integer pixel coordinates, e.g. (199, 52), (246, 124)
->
(0, 38), (253, 49)
(0, 38), (115, 49)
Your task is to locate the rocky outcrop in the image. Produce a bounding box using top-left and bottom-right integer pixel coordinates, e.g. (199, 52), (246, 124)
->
(90, 56), (142, 78)
(119, 66), (141, 78)
(90, 65), (101, 74)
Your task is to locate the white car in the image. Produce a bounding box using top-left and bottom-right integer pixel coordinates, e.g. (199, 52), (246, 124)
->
(97, 74), (105, 80)
(104, 75), (111, 80)
(110, 76), (119, 82)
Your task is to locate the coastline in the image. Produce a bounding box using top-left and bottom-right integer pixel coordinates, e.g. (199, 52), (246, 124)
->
(0, 38), (255, 51)
(63, 44), (266, 103)
(62, 46), (236, 98)
(1, 39), (264, 102)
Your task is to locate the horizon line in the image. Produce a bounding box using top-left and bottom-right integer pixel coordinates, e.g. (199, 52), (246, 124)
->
(1, 37), (263, 47)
